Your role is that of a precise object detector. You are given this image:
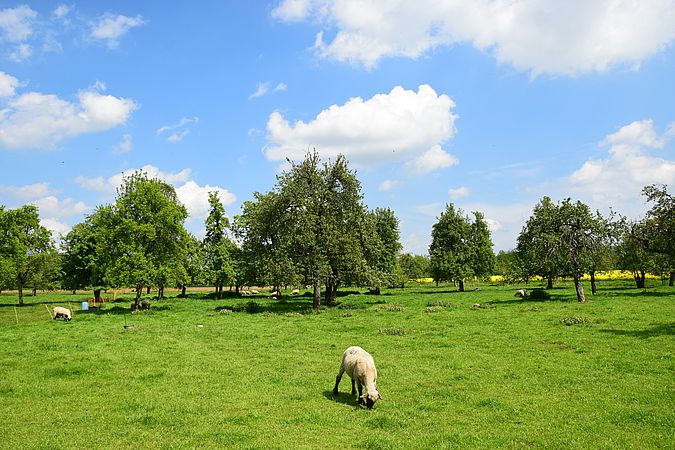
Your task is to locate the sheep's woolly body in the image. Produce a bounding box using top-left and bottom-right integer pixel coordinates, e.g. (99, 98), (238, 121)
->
(52, 307), (72, 321)
(333, 346), (381, 408)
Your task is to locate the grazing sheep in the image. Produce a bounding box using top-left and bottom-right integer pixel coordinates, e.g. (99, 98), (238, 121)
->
(472, 303), (481, 308)
(140, 299), (151, 310)
(514, 289), (527, 298)
(333, 346), (381, 408)
(52, 307), (72, 322)
(251, 290), (259, 295)
(291, 289), (300, 295)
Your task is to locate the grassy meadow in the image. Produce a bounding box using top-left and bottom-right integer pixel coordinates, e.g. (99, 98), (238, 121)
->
(0, 280), (673, 449)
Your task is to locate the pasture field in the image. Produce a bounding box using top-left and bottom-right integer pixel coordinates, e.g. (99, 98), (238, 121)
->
(0, 281), (673, 449)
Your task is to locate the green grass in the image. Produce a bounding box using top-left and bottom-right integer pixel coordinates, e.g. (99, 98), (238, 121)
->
(1, 281), (673, 449)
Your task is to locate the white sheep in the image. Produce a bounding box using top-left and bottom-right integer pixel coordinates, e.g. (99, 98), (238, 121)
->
(514, 289), (527, 298)
(251, 290), (259, 295)
(333, 346), (381, 408)
(52, 306), (72, 322)
(291, 289), (300, 295)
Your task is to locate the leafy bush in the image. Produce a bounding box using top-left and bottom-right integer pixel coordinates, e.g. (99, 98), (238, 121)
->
(529, 289), (550, 300)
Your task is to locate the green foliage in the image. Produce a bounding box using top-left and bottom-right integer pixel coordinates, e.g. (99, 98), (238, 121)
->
(642, 184), (675, 274)
(398, 253), (430, 281)
(429, 204), (495, 290)
(203, 191), (237, 295)
(0, 205), (54, 304)
(529, 288), (550, 300)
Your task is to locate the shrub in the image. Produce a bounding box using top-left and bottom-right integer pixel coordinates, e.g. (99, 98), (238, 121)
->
(560, 315), (589, 326)
(529, 289), (551, 300)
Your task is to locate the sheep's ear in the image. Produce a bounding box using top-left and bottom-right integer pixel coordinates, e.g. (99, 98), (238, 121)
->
(378, 393), (382, 400)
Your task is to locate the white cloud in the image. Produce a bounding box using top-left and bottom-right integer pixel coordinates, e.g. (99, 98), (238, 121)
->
(40, 217), (71, 239)
(0, 5), (37, 42)
(249, 81), (287, 100)
(90, 13), (145, 47)
(265, 84), (458, 173)
(9, 42), (31, 61)
(53, 5), (71, 20)
(112, 134), (132, 154)
(32, 196), (88, 218)
(448, 186), (470, 199)
(74, 165), (236, 222)
(0, 71), (19, 97)
(0, 182), (53, 199)
(404, 144), (458, 175)
(157, 116), (198, 143)
(569, 119), (675, 217)
(0, 79), (137, 150)
(249, 82), (270, 99)
(175, 181), (236, 222)
(272, 0), (314, 22)
(378, 179), (397, 191)
(275, 0), (675, 76)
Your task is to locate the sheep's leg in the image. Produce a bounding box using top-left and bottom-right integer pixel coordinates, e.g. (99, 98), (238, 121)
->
(333, 369), (344, 395)
(357, 381), (364, 404)
(351, 378), (356, 395)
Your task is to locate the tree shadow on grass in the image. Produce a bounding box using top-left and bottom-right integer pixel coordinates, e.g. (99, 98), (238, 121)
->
(600, 322), (675, 339)
(485, 296), (571, 306)
(609, 290), (674, 299)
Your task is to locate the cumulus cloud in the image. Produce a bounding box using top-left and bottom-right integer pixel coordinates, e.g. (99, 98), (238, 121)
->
(157, 116), (198, 143)
(569, 119), (675, 216)
(265, 84), (458, 173)
(0, 71), (19, 97)
(0, 5), (37, 42)
(75, 165), (236, 222)
(31, 196), (88, 218)
(0, 77), (137, 150)
(53, 5), (71, 20)
(448, 186), (470, 199)
(274, 0), (675, 76)
(90, 13), (145, 47)
(0, 182), (53, 199)
(41, 217), (71, 238)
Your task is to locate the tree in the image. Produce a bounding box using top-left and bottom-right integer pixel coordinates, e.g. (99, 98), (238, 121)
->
(369, 207), (403, 289)
(517, 196), (566, 289)
(101, 172), (189, 308)
(494, 250), (528, 284)
(236, 152), (381, 309)
(429, 204), (495, 292)
(556, 199), (607, 302)
(203, 191), (237, 297)
(0, 205), (54, 305)
(399, 253), (430, 284)
(616, 220), (658, 289)
(643, 184), (675, 286)
(61, 217), (108, 302)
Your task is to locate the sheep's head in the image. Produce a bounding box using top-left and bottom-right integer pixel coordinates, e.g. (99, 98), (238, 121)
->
(361, 391), (382, 409)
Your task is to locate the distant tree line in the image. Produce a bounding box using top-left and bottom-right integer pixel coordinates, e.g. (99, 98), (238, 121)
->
(1, 150), (672, 307)
(495, 186), (675, 301)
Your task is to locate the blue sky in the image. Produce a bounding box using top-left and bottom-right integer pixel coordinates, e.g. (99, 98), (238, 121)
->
(1, 1), (674, 253)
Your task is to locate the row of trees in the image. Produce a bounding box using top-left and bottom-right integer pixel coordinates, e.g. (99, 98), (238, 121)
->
(0, 153), (423, 309)
(495, 186), (675, 301)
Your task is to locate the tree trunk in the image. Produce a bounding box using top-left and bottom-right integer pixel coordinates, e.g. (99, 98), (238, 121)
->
(326, 280), (338, 307)
(574, 275), (586, 302)
(313, 279), (321, 310)
(547, 276), (553, 289)
(458, 279), (465, 292)
(669, 271), (674, 287)
(32, 288), (37, 296)
(158, 286), (164, 300)
(180, 285), (187, 297)
(635, 271), (646, 289)
(146, 286), (151, 295)
(18, 285), (24, 306)
(590, 270), (597, 295)
(93, 289), (102, 303)
(134, 286), (142, 310)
